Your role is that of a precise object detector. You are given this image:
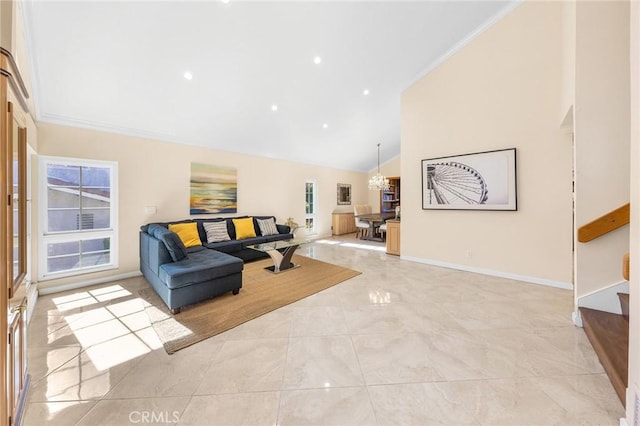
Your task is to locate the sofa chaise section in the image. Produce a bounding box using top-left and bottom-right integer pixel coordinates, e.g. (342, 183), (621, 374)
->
(140, 227), (243, 314)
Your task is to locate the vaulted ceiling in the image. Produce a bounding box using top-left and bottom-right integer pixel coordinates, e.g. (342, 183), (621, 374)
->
(23, 1), (516, 172)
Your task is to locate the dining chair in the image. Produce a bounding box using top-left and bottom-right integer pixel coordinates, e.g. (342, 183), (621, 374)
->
(353, 204), (372, 238)
(379, 221), (387, 239)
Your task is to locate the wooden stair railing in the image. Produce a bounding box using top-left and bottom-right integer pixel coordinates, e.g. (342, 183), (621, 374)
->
(577, 203), (630, 243)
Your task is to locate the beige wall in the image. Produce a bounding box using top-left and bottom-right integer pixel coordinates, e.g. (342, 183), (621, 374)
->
(13, 1), (37, 117)
(560, 1), (576, 121)
(400, 1), (573, 285)
(35, 122), (368, 290)
(1, 0), (37, 148)
(629, 0), (639, 421)
(574, 0), (630, 298)
(0, 1), (11, 49)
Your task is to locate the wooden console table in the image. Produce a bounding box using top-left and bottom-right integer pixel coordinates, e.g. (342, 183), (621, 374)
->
(332, 212), (356, 235)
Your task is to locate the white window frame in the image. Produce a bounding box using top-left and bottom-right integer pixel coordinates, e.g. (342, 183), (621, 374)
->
(38, 156), (118, 281)
(305, 180), (317, 234)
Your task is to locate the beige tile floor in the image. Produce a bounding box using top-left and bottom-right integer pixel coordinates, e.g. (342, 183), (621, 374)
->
(23, 236), (624, 425)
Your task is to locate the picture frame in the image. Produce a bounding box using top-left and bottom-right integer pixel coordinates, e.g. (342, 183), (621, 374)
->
(190, 163), (238, 214)
(421, 148), (517, 211)
(336, 183), (351, 205)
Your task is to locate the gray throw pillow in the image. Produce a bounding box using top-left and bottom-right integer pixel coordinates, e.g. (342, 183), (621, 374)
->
(257, 217), (279, 236)
(204, 221), (231, 242)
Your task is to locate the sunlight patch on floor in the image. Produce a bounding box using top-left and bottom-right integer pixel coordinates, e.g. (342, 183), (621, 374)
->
(51, 284), (162, 374)
(84, 334), (152, 371)
(316, 238), (387, 252)
(51, 292), (99, 312)
(340, 242), (387, 252)
(315, 239), (341, 245)
(91, 286), (132, 302)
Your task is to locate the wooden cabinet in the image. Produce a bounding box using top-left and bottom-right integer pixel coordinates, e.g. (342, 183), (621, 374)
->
(386, 219), (400, 256)
(2, 28), (31, 426)
(332, 213), (356, 235)
(7, 296), (27, 426)
(380, 177), (400, 215)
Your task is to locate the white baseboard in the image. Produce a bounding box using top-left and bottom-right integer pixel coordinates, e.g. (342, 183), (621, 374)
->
(26, 281), (38, 323)
(37, 271), (142, 295)
(624, 382), (639, 426)
(577, 280), (629, 315)
(572, 310), (583, 327)
(400, 255), (573, 290)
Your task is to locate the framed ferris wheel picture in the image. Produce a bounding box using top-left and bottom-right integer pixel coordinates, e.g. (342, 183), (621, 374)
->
(421, 148), (517, 211)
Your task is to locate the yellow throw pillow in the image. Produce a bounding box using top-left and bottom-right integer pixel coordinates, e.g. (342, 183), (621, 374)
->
(233, 217), (256, 239)
(168, 222), (201, 248)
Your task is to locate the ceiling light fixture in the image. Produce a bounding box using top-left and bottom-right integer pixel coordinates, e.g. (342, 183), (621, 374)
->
(368, 143), (390, 191)
(271, 104), (278, 111)
(322, 123), (328, 129)
(313, 56), (322, 65)
(221, 0), (230, 4)
(184, 72), (193, 80)
(363, 89), (370, 96)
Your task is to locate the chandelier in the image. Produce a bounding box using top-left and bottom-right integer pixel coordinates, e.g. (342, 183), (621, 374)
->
(368, 143), (390, 191)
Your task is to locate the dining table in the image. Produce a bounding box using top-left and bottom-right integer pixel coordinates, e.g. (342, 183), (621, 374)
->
(355, 213), (394, 242)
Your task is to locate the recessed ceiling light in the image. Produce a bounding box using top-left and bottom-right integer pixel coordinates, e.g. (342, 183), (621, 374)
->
(322, 123), (328, 129)
(221, 0), (230, 3)
(363, 89), (370, 96)
(184, 72), (193, 80)
(313, 56), (322, 65)
(271, 104), (278, 111)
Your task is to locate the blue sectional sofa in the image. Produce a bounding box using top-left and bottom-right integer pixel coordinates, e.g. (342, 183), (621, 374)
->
(140, 216), (293, 313)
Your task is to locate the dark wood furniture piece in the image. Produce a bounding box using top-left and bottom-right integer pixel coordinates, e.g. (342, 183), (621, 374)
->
(355, 213), (393, 242)
(380, 177), (400, 216)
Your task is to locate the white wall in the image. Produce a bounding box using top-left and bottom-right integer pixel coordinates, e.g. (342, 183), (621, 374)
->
(574, 0), (630, 298)
(400, 1), (573, 286)
(35, 122), (367, 290)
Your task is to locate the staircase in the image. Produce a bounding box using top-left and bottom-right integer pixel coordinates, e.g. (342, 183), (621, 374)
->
(578, 206), (630, 407)
(580, 301), (629, 405)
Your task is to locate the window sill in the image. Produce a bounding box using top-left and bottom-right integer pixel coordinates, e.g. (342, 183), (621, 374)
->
(38, 264), (118, 282)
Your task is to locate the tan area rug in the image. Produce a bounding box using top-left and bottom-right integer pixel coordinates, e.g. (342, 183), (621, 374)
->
(138, 255), (361, 354)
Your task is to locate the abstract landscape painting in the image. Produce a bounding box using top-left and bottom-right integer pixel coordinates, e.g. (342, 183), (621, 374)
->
(190, 163), (237, 214)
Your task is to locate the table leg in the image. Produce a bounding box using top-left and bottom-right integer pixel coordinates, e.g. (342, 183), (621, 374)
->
(264, 245), (299, 273)
(361, 220), (384, 242)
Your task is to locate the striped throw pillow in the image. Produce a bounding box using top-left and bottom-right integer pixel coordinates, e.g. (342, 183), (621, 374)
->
(257, 218), (279, 236)
(203, 221), (231, 243)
